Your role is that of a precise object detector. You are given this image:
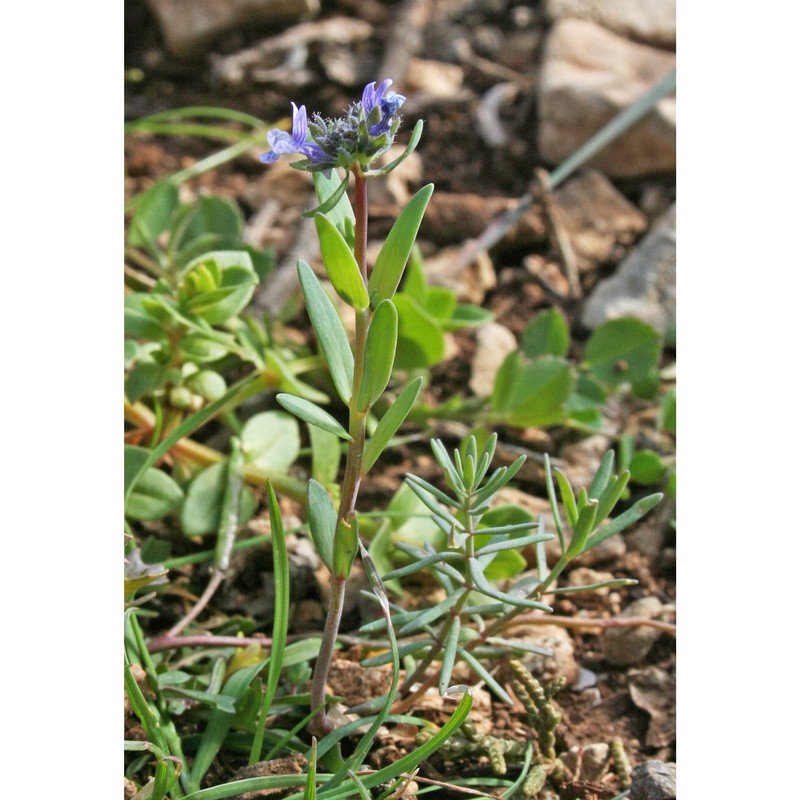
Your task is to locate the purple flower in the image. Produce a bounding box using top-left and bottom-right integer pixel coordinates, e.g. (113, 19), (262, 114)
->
(259, 102), (327, 164)
(361, 79), (406, 136)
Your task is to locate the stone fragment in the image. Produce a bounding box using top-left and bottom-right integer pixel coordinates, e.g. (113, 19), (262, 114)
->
(628, 666), (676, 749)
(145, 0), (321, 58)
(327, 658), (393, 708)
(553, 170), (648, 273)
(545, 0), (676, 49)
(628, 760), (676, 800)
(538, 19), (675, 177)
(210, 16), (371, 85)
(601, 596), (664, 666)
(503, 623), (580, 684)
(469, 323), (518, 397)
(420, 192), (547, 246)
(404, 59), (465, 97)
(581, 204), (676, 336)
(561, 742), (610, 782)
(424, 245), (497, 305)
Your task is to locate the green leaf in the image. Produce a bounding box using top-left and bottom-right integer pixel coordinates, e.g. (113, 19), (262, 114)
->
(584, 492), (663, 551)
(179, 250), (258, 325)
(250, 483), (290, 764)
(314, 213), (369, 310)
(493, 355), (576, 427)
(126, 468), (184, 520)
(363, 119), (425, 177)
(629, 450), (667, 485)
(521, 309), (570, 358)
(125, 361), (170, 403)
(307, 480), (336, 573)
(333, 513), (358, 579)
(276, 393), (351, 440)
(125, 294), (167, 340)
(179, 333), (229, 363)
(475, 504), (537, 581)
(660, 386), (676, 434)
(124, 445), (151, 499)
(553, 468), (578, 528)
(393, 294), (445, 370)
(401, 246), (428, 302)
(174, 195), (243, 257)
(584, 318), (662, 388)
(297, 260), (354, 404)
(309, 425), (342, 487)
(422, 287), (457, 321)
(439, 616), (460, 695)
(180, 462), (257, 536)
(368, 183), (434, 306)
(241, 411), (300, 473)
(127, 180), (179, 248)
(312, 170), (354, 234)
(362, 377), (423, 473)
(588, 450), (616, 500)
(357, 300), (398, 410)
(565, 498), (598, 558)
(441, 303), (495, 331)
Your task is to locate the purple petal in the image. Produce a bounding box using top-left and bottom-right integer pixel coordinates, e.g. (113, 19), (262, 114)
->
(259, 151), (280, 163)
(290, 102), (308, 146)
(362, 79), (393, 113)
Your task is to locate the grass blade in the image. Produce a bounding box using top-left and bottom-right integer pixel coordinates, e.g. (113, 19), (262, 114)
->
(250, 484), (290, 764)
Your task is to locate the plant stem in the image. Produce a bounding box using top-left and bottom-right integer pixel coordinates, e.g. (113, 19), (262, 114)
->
(309, 167), (371, 736)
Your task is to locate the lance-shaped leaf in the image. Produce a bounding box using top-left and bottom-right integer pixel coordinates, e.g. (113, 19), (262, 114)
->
(297, 259), (354, 403)
(362, 119), (424, 177)
(553, 467), (578, 528)
(588, 450), (616, 500)
(333, 513), (359, 579)
(307, 480), (336, 573)
(304, 170), (351, 219)
(314, 213), (369, 310)
(357, 300), (398, 410)
(276, 393), (351, 440)
(468, 558), (552, 611)
(584, 492), (663, 551)
(565, 498), (599, 559)
(368, 183), (434, 306)
(362, 377), (423, 473)
(439, 616), (461, 695)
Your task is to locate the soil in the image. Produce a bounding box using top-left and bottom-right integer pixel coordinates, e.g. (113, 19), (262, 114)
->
(125, 2), (676, 797)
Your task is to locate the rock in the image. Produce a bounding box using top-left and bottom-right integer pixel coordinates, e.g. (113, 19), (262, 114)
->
(210, 16), (371, 85)
(560, 434), (615, 490)
(469, 323), (518, 396)
(421, 192), (547, 246)
(580, 204), (676, 335)
(404, 59), (465, 97)
(628, 666), (676, 749)
(628, 760), (677, 800)
(503, 623), (580, 684)
(562, 742), (610, 782)
(538, 19), (675, 178)
(545, 0), (676, 49)
(601, 596), (665, 666)
(144, 0), (321, 58)
(327, 658), (393, 708)
(423, 245), (497, 305)
(566, 567), (616, 596)
(553, 170), (648, 274)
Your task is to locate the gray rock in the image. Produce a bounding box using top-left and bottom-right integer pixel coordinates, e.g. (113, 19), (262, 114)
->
(581, 204), (676, 335)
(145, 0), (321, 57)
(601, 596), (664, 666)
(469, 323), (518, 397)
(538, 19), (675, 178)
(553, 170), (648, 274)
(545, 0), (676, 49)
(628, 760), (676, 800)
